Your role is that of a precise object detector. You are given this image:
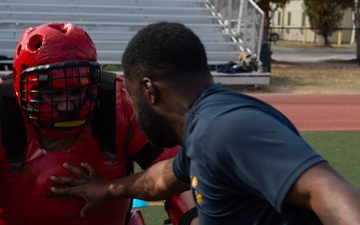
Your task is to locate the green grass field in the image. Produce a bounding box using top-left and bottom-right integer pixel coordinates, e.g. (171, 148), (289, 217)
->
(137, 130), (360, 225)
(301, 131), (360, 188)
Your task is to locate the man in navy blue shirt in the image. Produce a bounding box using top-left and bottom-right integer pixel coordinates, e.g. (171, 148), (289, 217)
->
(51, 22), (360, 225)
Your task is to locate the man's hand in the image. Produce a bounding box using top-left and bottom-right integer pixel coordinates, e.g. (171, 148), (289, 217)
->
(51, 158), (189, 218)
(50, 162), (113, 217)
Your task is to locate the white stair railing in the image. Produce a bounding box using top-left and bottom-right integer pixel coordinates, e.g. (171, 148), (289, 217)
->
(208, 0), (264, 60)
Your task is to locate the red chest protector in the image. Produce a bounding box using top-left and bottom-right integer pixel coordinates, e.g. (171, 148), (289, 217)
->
(0, 124), (132, 225)
(0, 72), (153, 225)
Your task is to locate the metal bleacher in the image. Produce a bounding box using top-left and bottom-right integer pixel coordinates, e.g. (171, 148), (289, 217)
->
(0, 0), (270, 85)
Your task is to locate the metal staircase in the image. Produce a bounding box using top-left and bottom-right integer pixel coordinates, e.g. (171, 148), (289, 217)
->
(0, 0), (269, 85)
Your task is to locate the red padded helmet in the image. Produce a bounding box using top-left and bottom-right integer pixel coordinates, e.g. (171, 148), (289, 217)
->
(12, 22), (100, 138)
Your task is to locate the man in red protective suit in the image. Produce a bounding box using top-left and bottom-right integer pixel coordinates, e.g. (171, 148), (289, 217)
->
(0, 22), (182, 225)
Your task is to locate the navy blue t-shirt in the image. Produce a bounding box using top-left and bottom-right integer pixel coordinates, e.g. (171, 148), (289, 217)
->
(173, 83), (325, 225)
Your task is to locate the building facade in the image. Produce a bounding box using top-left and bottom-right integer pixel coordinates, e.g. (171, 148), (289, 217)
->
(272, 0), (354, 44)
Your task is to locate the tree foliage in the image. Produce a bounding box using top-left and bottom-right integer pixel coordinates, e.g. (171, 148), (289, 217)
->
(303, 0), (353, 46)
(255, 0), (291, 40)
(353, 1), (360, 65)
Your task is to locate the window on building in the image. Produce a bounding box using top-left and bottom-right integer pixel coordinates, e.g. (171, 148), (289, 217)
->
(277, 12), (281, 25)
(287, 12), (291, 26)
(302, 12), (306, 26)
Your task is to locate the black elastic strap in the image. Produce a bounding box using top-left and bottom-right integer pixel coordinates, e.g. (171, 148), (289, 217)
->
(125, 198), (134, 225)
(0, 74), (26, 172)
(132, 142), (164, 169)
(91, 71), (117, 162)
(90, 71), (134, 225)
(178, 207), (198, 225)
(125, 159), (135, 225)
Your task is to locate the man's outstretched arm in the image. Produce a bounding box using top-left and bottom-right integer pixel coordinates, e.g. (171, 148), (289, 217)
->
(50, 158), (189, 217)
(285, 162), (360, 224)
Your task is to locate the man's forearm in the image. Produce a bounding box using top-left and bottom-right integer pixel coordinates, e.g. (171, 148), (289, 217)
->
(109, 158), (189, 201)
(311, 180), (360, 224)
(286, 163), (360, 225)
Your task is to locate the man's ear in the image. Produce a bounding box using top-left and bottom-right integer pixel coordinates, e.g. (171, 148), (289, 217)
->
(142, 77), (158, 104)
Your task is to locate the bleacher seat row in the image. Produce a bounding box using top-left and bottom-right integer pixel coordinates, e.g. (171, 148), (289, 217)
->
(0, 0), (270, 85)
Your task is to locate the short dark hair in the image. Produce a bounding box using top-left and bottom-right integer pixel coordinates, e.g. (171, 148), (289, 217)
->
(122, 22), (210, 85)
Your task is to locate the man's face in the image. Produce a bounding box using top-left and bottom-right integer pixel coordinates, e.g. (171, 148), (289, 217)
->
(124, 78), (176, 148)
(39, 87), (87, 122)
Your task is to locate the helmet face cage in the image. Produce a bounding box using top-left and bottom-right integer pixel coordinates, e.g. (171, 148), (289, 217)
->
(20, 61), (100, 130)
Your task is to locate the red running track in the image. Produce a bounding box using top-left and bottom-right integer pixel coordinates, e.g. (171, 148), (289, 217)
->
(250, 94), (360, 131)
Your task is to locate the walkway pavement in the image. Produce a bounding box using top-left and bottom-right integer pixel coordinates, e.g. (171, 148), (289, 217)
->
(270, 42), (358, 66)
